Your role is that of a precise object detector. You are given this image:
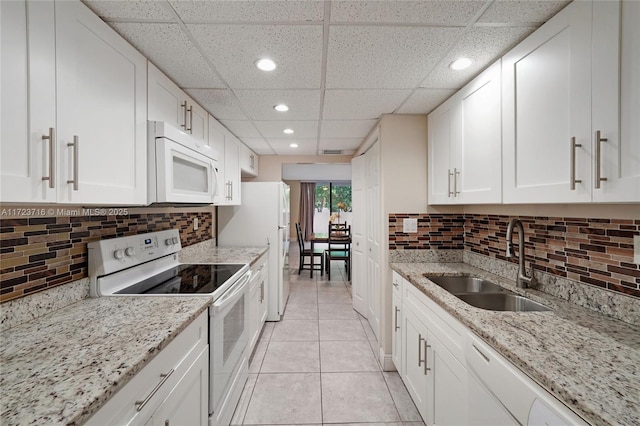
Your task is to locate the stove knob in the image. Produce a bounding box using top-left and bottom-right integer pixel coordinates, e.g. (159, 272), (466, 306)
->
(125, 247), (135, 257)
(113, 249), (125, 260)
(172, 237), (179, 245)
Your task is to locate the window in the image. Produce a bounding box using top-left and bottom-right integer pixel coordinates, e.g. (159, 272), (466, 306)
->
(313, 181), (351, 233)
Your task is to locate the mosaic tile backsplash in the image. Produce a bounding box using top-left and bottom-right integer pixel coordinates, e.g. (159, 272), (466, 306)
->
(0, 212), (213, 302)
(389, 213), (640, 299)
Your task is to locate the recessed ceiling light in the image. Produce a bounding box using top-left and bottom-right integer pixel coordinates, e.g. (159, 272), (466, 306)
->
(289, 143), (298, 148)
(450, 57), (473, 71)
(255, 58), (277, 71)
(274, 104), (289, 112)
(283, 128), (294, 134)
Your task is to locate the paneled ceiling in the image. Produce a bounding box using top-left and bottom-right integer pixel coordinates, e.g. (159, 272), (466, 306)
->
(83, 0), (570, 156)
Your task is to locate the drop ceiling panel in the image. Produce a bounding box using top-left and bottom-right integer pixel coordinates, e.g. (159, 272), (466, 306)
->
(323, 89), (412, 119)
(320, 120), (378, 139)
(397, 88), (457, 114)
(240, 138), (274, 155)
(326, 26), (462, 89)
(254, 121), (319, 138)
(420, 26), (536, 89)
(268, 139), (318, 155)
(170, 0), (324, 23)
(185, 89), (248, 120)
(234, 90), (321, 120)
(331, 0), (485, 26)
(187, 24), (323, 89)
(110, 23), (225, 88)
(82, 0), (173, 20)
(220, 120), (261, 138)
(478, 1), (571, 24)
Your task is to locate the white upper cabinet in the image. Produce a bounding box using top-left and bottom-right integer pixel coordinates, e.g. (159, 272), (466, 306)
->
(239, 143), (259, 177)
(208, 115), (240, 205)
(502, 0), (639, 203)
(428, 60), (502, 205)
(148, 62), (208, 144)
(1, 0), (147, 205)
(591, 0), (640, 202)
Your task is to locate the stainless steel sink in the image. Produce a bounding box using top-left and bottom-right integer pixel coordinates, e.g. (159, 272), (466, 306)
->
(457, 293), (551, 312)
(426, 276), (506, 294)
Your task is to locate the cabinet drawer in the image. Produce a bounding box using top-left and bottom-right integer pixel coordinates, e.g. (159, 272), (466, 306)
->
(87, 309), (208, 425)
(403, 282), (466, 363)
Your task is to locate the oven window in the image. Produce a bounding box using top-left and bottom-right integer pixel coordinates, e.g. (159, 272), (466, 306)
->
(173, 155), (208, 192)
(223, 293), (245, 363)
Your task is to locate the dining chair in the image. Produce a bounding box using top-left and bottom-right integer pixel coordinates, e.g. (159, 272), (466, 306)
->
(295, 223), (324, 277)
(325, 224), (351, 281)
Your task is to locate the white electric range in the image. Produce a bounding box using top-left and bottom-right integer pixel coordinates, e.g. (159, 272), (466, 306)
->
(88, 229), (250, 426)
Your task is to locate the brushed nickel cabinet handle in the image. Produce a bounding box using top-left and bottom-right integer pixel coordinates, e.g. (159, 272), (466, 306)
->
(418, 333), (424, 368)
(135, 369), (175, 412)
(42, 127), (55, 188)
(260, 281), (264, 302)
(570, 137), (582, 190)
(181, 101), (187, 129)
(394, 306), (400, 331)
(66, 136), (79, 191)
(424, 338), (431, 375)
(187, 106), (193, 134)
(454, 168), (460, 196)
(595, 130), (608, 189)
(447, 169), (453, 197)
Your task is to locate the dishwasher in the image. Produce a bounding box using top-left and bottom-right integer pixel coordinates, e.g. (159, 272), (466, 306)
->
(465, 333), (589, 426)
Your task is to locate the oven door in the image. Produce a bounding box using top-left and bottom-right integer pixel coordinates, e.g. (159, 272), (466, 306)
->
(155, 137), (219, 203)
(210, 270), (250, 414)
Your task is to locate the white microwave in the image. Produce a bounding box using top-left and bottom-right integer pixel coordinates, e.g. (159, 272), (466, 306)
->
(148, 121), (219, 204)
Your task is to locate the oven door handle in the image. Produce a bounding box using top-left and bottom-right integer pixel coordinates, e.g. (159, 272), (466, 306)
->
(212, 270), (251, 313)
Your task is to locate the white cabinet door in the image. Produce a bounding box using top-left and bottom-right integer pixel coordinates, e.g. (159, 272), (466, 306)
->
(429, 333), (467, 426)
(502, 0), (592, 203)
(402, 304), (429, 421)
(224, 134), (241, 204)
(592, 0), (640, 202)
(208, 115), (227, 205)
(239, 143), (259, 177)
(148, 62), (186, 131)
(55, 0), (147, 204)
(391, 284), (402, 372)
(427, 97), (456, 204)
(456, 60), (502, 204)
(1, 0), (56, 202)
(258, 268), (268, 326)
(467, 370), (518, 426)
(148, 346), (209, 426)
(188, 98), (208, 144)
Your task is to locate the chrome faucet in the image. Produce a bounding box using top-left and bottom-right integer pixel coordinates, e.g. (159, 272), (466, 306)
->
(506, 219), (537, 288)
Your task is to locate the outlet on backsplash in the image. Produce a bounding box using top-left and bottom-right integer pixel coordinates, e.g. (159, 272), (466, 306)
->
(403, 218), (418, 233)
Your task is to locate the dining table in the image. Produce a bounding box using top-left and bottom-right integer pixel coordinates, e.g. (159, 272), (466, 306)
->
(308, 232), (351, 278)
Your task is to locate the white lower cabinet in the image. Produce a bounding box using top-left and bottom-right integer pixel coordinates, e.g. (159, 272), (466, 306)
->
(395, 275), (587, 426)
(87, 311), (209, 426)
(391, 272), (402, 372)
(248, 253), (268, 351)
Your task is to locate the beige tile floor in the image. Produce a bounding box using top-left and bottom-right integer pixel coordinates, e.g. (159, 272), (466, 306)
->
(231, 246), (424, 426)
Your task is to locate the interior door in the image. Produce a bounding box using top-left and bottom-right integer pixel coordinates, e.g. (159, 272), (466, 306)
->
(351, 155), (367, 317)
(365, 142), (381, 340)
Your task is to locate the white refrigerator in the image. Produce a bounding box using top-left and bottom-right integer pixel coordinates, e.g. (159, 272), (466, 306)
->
(217, 182), (290, 321)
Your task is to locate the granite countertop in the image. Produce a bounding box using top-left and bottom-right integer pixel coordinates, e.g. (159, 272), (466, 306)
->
(390, 262), (640, 426)
(0, 296), (211, 425)
(0, 242), (268, 425)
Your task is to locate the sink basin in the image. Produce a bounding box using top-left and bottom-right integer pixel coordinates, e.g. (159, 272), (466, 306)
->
(426, 276), (506, 294)
(457, 293), (551, 312)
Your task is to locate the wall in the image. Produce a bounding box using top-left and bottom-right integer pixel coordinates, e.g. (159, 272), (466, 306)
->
(253, 155), (353, 182)
(286, 180), (301, 241)
(389, 211), (640, 299)
(0, 206), (215, 303)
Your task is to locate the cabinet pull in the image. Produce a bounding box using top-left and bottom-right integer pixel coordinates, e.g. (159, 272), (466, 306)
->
(418, 334), (425, 368)
(187, 106), (193, 134)
(595, 130), (608, 189)
(570, 137), (582, 190)
(423, 338), (431, 375)
(181, 101), (188, 129)
(394, 306), (400, 331)
(454, 168), (460, 196)
(229, 181), (233, 200)
(260, 281), (264, 302)
(447, 169), (453, 197)
(392, 281), (398, 288)
(135, 368), (175, 412)
(42, 128), (55, 188)
(250, 154), (254, 169)
(66, 136), (79, 191)
(472, 344), (490, 363)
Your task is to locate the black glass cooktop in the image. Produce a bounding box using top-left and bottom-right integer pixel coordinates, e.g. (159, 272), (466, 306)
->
(116, 264), (245, 295)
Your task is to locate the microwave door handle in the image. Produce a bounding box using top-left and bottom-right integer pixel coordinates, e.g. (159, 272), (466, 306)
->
(211, 161), (219, 201)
